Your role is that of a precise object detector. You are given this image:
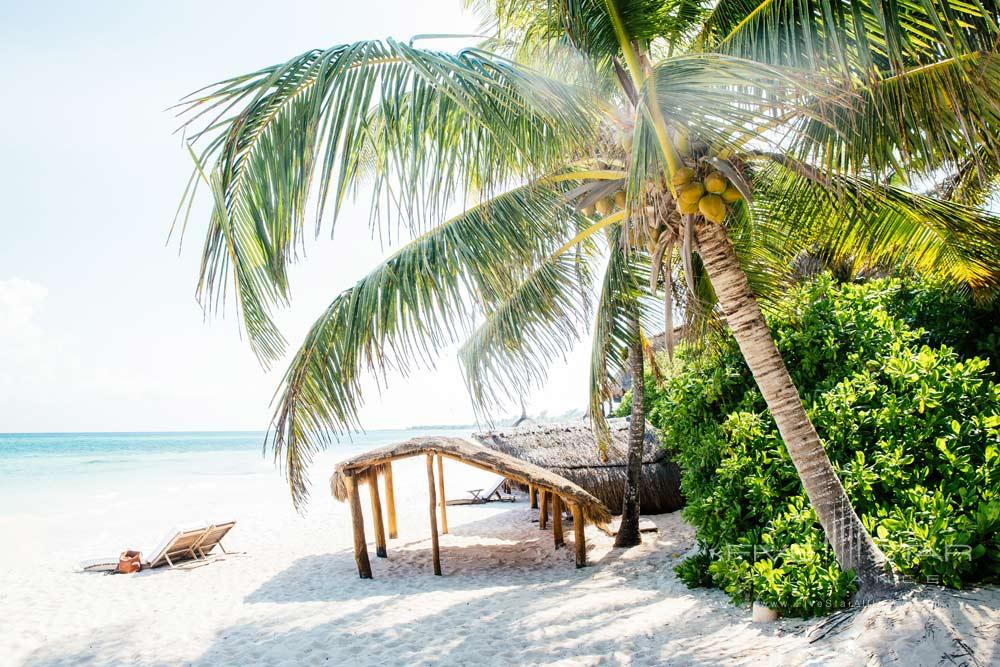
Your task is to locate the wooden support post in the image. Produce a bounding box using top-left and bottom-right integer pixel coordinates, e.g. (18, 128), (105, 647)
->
(539, 489), (548, 530)
(572, 503), (587, 568)
(530, 484), (538, 509)
(368, 468), (387, 558)
(345, 471), (372, 579)
(552, 494), (564, 549)
(426, 454), (442, 576)
(384, 461), (398, 539)
(437, 453), (448, 535)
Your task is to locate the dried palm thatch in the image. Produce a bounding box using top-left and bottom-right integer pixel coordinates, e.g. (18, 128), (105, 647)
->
(474, 419), (683, 515)
(330, 436), (612, 525)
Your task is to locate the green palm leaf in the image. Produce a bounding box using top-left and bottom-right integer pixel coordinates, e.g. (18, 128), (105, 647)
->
(177, 39), (597, 363)
(753, 154), (1000, 286)
(267, 183), (579, 505)
(459, 245), (597, 414)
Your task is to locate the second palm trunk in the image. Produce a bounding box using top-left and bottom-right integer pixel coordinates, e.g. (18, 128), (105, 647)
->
(615, 314), (645, 548)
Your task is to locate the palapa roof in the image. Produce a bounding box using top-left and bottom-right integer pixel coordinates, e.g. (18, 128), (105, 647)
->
(473, 418), (665, 470)
(473, 419), (683, 515)
(330, 436), (612, 525)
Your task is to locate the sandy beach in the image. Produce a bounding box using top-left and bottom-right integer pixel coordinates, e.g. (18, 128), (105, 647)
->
(0, 449), (995, 666)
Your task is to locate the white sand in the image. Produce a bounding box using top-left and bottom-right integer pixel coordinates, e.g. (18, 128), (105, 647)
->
(1, 454), (996, 666)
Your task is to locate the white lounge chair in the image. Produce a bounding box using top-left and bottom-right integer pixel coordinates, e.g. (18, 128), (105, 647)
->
(451, 475), (515, 505)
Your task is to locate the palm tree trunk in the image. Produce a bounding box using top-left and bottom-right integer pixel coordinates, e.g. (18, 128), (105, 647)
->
(695, 222), (891, 594)
(614, 315), (645, 548)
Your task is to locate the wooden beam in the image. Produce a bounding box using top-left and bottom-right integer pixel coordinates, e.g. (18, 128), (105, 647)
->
(345, 471), (372, 579)
(426, 453), (442, 575)
(437, 453), (448, 534)
(572, 503), (587, 568)
(384, 461), (398, 539)
(368, 468), (387, 558)
(539, 489), (549, 530)
(530, 484), (538, 509)
(552, 494), (564, 549)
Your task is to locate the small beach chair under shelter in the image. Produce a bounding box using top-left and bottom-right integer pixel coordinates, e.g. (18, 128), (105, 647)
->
(469, 475), (515, 503)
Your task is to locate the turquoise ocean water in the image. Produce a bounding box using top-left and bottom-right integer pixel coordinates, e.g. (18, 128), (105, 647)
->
(0, 428), (470, 508)
(0, 428), (472, 563)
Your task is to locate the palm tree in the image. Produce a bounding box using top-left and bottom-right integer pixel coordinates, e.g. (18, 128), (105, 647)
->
(175, 1), (1000, 592)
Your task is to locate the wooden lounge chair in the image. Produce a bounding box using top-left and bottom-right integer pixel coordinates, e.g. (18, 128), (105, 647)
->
(144, 521), (236, 569)
(192, 521), (236, 559)
(144, 526), (209, 569)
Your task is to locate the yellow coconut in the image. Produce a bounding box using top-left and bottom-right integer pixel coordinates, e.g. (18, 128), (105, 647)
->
(595, 197), (614, 216)
(677, 198), (700, 214)
(614, 191), (626, 209)
(678, 181), (705, 204)
(704, 172), (728, 194)
(675, 129), (690, 155)
(582, 203), (596, 217)
(721, 185), (743, 203)
(698, 194), (726, 223)
(671, 166), (695, 187)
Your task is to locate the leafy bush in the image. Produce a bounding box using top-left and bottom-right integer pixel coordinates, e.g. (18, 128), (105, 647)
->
(632, 276), (1000, 616)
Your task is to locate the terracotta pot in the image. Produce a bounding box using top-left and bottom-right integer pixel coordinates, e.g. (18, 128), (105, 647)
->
(117, 550), (142, 574)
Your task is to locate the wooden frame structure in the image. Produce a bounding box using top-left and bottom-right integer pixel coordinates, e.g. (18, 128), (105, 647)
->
(331, 437), (611, 578)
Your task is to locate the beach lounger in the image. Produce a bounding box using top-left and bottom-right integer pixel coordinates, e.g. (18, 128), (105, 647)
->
(192, 521), (235, 559)
(455, 476), (515, 504)
(480, 475), (515, 502)
(144, 521), (236, 569)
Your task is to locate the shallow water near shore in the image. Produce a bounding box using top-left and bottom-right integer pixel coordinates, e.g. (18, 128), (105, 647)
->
(0, 428), (469, 562)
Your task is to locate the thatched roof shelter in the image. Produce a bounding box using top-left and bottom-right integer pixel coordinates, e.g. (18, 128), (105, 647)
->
(330, 436), (612, 578)
(473, 419), (683, 515)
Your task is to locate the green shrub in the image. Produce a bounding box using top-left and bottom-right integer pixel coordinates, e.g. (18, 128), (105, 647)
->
(639, 276), (1000, 616)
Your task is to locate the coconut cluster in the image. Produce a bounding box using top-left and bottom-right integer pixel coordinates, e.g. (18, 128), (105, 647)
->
(671, 165), (742, 223)
(581, 189), (627, 218)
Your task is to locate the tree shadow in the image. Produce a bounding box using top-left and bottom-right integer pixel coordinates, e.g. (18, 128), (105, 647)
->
(244, 504), (610, 604)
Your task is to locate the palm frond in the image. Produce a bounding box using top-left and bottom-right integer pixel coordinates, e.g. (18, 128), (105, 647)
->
(647, 53), (847, 154)
(177, 39), (598, 363)
(459, 246), (598, 416)
(752, 154), (1000, 287)
(697, 0), (998, 78)
(266, 183), (579, 506)
(793, 52), (1000, 179)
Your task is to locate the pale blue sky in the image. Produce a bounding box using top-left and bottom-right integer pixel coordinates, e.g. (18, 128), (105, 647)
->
(0, 0), (592, 432)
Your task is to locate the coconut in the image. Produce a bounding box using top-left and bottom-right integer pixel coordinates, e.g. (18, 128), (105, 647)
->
(678, 181), (705, 204)
(677, 198), (700, 214)
(704, 172), (728, 194)
(613, 191), (626, 209)
(671, 166), (695, 187)
(581, 203), (596, 217)
(595, 197), (614, 216)
(721, 185), (742, 203)
(698, 194), (726, 223)
(675, 130), (690, 155)
(622, 134), (634, 153)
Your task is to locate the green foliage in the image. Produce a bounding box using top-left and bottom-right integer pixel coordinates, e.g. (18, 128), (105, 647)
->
(651, 276), (1000, 616)
(674, 546), (714, 588)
